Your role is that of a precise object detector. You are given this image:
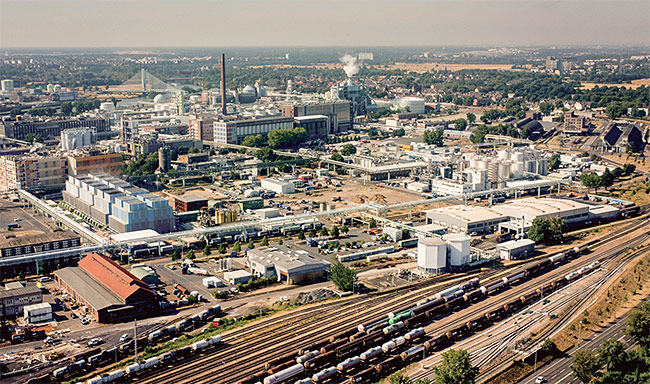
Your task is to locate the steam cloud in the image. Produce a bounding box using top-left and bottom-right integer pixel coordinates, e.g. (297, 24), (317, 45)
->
(340, 54), (360, 78)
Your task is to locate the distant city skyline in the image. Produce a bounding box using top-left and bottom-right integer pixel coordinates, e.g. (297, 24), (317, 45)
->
(0, 0), (648, 48)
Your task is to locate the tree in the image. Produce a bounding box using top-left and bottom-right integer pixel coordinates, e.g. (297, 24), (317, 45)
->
(9, 108), (22, 117)
(341, 225), (349, 234)
(539, 102), (553, 116)
(260, 236), (269, 246)
(309, 228), (317, 238)
(580, 172), (602, 192)
(388, 373), (412, 384)
(242, 134), (265, 147)
(218, 244), (226, 254)
(623, 164), (636, 176)
(203, 244), (211, 256)
(454, 118), (468, 131)
(256, 147), (277, 163)
(572, 349), (600, 384)
(606, 102), (626, 119)
(298, 231), (305, 240)
(625, 301), (650, 348)
(549, 153), (561, 171)
(433, 349), (478, 384)
(61, 101), (73, 115)
(171, 250), (180, 261)
(466, 112), (476, 125)
(331, 152), (344, 162)
(601, 169), (615, 190)
(598, 338), (627, 372)
(340, 144), (357, 156)
(247, 239), (255, 250)
(267, 127), (308, 148)
(392, 128), (406, 137)
(368, 218), (377, 229)
(186, 250), (195, 260)
(320, 227), (329, 237)
(423, 127), (444, 146)
(277, 238), (283, 245)
(330, 226), (340, 239)
(541, 339), (558, 355)
(528, 217), (565, 244)
(233, 241), (241, 253)
(188, 147), (199, 154)
(330, 261), (357, 292)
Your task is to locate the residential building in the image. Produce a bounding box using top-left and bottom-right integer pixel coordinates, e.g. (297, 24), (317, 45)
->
(0, 117), (109, 141)
(0, 282), (43, 318)
(213, 116), (294, 144)
(54, 253), (158, 323)
(63, 174), (174, 233)
(189, 115), (216, 141)
(0, 154), (68, 191)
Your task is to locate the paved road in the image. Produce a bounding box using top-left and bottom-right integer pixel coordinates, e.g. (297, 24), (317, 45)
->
(518, 302), (644, 384)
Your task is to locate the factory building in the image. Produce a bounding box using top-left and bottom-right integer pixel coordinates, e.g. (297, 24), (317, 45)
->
(394, 97), (425, 114)
(492, 197), (590, 226)
(63, 174), (174, 233)
(66, 148), (123, 176)
(0, 117), (109, 141)
(0, 282), (43, 318)
(54, 253), (158, 323)
(294, 115), (330, 139)
(213, 116), (294, 144)
(247, 246), (331, 285)
(282, 100), (352, 132)
(328, 79), (374, 118)
(174, 195), (208, 212)
(425, 205), (509, 235)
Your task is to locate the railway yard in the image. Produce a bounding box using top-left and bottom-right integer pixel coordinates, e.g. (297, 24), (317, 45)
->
(64, 213), (648, 384)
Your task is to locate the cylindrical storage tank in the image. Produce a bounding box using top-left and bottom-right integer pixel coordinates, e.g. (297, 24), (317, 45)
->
(478, 159), (489, 170)
(512, 163), (524, 178)
(417, 238), (447, 274)
(513, 152), (524, 163)
(444, 233), (471, 269)
(498, 163), (510, 179)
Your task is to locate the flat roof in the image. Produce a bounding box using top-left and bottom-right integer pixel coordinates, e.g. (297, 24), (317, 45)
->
(224, 270), (253, 278)
(175, 195), (208, 203)
(0, 283), (40, 299)
(497, 239), (535, 250)
(492, 198), (589, 217)
(425, 205), (507, 223)
(109, 229), (160, 243)
(55, 267), (124, 310)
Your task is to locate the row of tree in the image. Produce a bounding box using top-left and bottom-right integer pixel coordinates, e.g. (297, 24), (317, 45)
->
(579, 164), (636, 192)
(572, 301), (650, 383)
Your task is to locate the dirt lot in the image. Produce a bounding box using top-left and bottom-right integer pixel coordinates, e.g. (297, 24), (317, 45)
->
(580, 78), (650, 90)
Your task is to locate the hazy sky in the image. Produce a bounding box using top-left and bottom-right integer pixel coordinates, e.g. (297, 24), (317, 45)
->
(1, 0), (648, 47)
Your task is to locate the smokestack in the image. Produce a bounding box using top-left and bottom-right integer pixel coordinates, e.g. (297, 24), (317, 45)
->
(220, 53), (227, 115)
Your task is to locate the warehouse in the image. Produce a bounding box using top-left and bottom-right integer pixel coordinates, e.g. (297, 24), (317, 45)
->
(247, 246), (330, 285)
(496, 239), (536, 260)
(224, 270), (253, 285)
(174, 195), (208, 213)
(260, 178), (295, 194)
(492, 198), (591, 225)
(54, 253), (158, 323)
(424, 205), (509, 234)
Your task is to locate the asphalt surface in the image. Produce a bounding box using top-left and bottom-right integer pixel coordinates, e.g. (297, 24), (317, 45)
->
(518, 303), (643, 384)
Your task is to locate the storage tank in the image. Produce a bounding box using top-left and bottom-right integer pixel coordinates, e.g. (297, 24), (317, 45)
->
(512, 163), (524, 179)
(417, 238), (447, 274)
(498, 163), (511, 180)
(444, 233), (471, 270)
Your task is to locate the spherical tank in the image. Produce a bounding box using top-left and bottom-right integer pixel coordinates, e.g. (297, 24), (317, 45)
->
(417, 237), (447, 273)
(444, 233), (470, 267)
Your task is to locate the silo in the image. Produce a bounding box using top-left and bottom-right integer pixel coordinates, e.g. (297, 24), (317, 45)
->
(498, 163), (511, 180)
(444, 233), (471, 270)
(417, 238), (447, 274)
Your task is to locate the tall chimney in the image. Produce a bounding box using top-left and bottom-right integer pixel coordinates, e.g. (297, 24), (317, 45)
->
(220, 53), (227, 115)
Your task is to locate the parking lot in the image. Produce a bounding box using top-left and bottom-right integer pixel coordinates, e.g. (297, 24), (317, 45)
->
(0, 200), (55, 235)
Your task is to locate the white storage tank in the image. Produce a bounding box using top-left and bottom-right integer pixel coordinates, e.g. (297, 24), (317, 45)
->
(444, 233), (471, 269)
(417, 237), (447, 274)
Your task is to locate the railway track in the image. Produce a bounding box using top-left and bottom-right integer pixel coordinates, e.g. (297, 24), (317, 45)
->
(130, 215), (649, 384)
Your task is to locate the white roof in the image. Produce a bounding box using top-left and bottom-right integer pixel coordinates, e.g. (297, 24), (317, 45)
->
(24, 302), (52, 311)
(496, 239), (535, 250)
(110, 229), (160, 243)
(224, 270), (253, 278)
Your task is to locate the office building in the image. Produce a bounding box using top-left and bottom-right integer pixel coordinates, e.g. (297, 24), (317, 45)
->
(54, 253), (158, 323)
(63, 174), (174, 233)
(189, 115), (216, 141)
(0, 117), (109, 141)
(213, 116), (294, 144)
(66, 148), (123, 176)
(563, 111), (588, 135)
(1, 79), (14, 93)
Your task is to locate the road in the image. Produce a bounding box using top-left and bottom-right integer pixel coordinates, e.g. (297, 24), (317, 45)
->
(518, 301), (643, 384)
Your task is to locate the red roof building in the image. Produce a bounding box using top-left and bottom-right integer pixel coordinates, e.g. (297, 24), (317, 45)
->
(54, 253), (158, 323)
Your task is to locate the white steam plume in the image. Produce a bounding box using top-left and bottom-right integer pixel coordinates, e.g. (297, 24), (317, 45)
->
(340, 54), (360, 78)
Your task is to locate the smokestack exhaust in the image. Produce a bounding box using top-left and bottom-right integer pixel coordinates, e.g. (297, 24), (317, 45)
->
(221, 53), (227, 115)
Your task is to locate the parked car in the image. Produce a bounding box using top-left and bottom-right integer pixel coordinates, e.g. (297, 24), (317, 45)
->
(87, 338), (103, 347)
(119, 334), (130, 343)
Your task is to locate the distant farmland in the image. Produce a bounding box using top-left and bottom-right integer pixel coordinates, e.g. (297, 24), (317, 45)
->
(372, 62), (518, 72)
(580, 78), (650, 89)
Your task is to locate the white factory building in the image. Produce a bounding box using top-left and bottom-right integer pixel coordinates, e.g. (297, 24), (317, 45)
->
(260, 177), (295, 194)
(425, 205), (509, 235)
(247, 246), (331, 285)
(417, 234), (471, 274)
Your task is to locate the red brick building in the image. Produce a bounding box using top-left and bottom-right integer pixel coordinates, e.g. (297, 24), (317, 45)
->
(54, 253), (158, 323)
